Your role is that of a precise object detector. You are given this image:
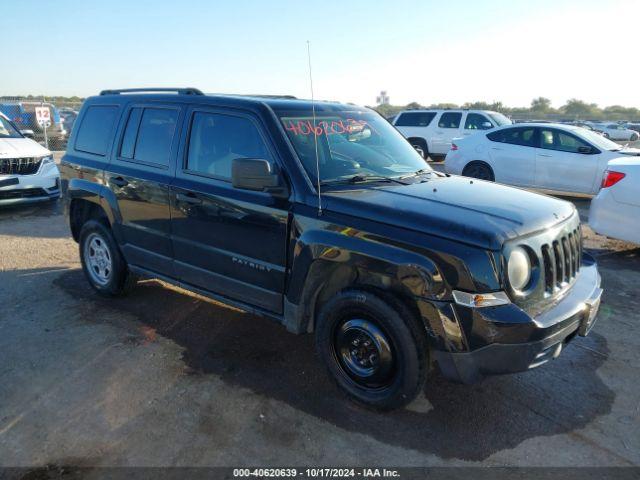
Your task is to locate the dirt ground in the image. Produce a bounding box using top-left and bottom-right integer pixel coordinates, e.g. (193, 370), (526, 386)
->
(0, 194), (638, 468)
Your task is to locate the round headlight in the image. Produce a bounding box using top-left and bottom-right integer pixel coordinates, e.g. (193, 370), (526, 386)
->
(507, 247), (531, 291)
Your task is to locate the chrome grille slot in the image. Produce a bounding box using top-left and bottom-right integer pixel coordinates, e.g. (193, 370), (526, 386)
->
(541, 227), (582, 293)
(541, 244), (555, 293)
(0, 157), (42, 176)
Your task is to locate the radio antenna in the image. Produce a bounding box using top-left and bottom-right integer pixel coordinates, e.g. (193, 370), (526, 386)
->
(307, 40), (322, 216)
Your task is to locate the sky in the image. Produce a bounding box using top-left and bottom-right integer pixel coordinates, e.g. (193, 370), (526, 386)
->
(3, 0), (639, 108)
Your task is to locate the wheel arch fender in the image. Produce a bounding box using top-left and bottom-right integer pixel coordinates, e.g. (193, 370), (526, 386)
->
(283, 228), (444, 334)
(67, 178), (121, 241)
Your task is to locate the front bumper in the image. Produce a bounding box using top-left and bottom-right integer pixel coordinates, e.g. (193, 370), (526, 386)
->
(434, 253), (602, 383)
(0, 164), (61, 206)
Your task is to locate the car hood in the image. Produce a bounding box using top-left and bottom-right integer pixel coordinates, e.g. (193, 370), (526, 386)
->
(617, 147), (640, 156)
(0, 138), (50, 159)
(323, 175), (576, 250)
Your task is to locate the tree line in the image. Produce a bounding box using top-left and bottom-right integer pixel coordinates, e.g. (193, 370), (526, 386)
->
(374, 97), (640, 121)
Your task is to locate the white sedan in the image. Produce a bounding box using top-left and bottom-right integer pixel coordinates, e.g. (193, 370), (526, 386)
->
(592, 123), (639, 141)
(589, 158), (640, 244)
(445, 123), (640, 195)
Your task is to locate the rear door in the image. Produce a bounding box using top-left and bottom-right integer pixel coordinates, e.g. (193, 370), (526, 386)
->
(431, 112), (463, 155)
(486, 126), (537, 186)
(535, 128), (600, 194)
(169, 106), (289, 314)
(106, 103), (184, 277)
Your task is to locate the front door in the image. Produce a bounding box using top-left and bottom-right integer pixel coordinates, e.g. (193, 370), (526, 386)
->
(107, 104), (183, 277)
(169, 107), (289, 314)
(535, 128), (600, 194)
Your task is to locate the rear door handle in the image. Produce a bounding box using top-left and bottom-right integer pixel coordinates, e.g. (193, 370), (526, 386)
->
(176, 192), (202, 205)
(538, 153), (553, 157)
(491, 147), (502, 151)
(110, 176), (129, 187)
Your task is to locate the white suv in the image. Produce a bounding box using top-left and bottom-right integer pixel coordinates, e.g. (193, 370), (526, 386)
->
(392, 109), (512, 159)
(0, 112), (60, 206)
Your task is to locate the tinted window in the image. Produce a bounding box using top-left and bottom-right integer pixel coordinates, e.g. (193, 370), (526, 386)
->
(487, 127), (536, 147)
(120, 108), (143, 159)
(128, 108), (179, 167)
(187, 112), (271, 180)
(464, 113), (492, 130)
(75, 105), (119, 156)
(395, 112), (436, 127)
(438, 112), (462, 129)
(540, 129), (590, 153)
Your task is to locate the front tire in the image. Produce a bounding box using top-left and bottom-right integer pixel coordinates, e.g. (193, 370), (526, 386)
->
(315, 290), (428, 410)
(79, 219), (135, 296)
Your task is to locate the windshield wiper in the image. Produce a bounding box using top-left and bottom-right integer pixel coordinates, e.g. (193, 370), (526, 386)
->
(322, 174), (409, 186)
(399, 168), (436, 180)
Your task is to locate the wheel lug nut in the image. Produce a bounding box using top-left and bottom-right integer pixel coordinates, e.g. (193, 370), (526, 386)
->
(352, 339), (359, 346)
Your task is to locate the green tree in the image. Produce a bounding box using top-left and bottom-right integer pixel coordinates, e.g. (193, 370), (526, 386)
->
(561, 99), (600, 118)
(531, 97), (552, 113)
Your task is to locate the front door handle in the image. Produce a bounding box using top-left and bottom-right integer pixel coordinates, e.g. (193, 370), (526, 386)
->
(538, 153), (553, 157)
(110, 176), (129, 187)
(176, 192), (202, 205)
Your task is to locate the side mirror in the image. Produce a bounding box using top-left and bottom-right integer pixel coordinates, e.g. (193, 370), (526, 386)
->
(232, 158), (287, 197)
(481, 122), (493, 130)
(578, 145), (593, 154)
(20, 129), (35, 139)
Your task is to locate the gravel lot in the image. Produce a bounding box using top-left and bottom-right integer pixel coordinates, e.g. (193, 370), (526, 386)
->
(0, 190), (639, 468)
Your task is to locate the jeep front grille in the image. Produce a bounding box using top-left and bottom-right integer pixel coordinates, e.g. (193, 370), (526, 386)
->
(506, 212), (583, 315)
(540, 228), (582, 293)
(0, 157), (42, 176)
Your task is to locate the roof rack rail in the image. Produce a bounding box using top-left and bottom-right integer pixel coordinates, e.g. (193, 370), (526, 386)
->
(99, 88), (204, 96)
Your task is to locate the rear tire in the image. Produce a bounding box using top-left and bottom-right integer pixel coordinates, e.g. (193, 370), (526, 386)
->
(79, 219), (135, 296)
(409, 138), (429, 160)
(631, 133), (639, 142)
(315, 289), (428, 410)
(462, 161), (495, 181)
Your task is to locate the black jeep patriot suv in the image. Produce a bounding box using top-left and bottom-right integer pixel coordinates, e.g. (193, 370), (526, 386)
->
(61, 88), (602, 409)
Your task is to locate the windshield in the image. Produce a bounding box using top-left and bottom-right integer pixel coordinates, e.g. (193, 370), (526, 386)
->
(576, 128), (624, 150)
(0, 115), (22, 139)
(278, 109), (430, 184)
(487, 112), (512, 126)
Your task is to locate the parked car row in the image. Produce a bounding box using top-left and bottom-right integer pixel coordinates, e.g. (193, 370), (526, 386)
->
(391, 109), (512, 158)
(0, 102), (69, 147)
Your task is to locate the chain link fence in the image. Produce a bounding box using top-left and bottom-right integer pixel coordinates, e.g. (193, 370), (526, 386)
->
(0, 96), (84, 152)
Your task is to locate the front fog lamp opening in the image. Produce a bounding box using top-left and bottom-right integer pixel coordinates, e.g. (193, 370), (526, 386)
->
(507, 246), (532, 292)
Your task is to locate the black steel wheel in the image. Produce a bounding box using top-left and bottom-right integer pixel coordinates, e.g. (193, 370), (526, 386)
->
(315, 289), (428, 410)
(334, 318), (396, 389)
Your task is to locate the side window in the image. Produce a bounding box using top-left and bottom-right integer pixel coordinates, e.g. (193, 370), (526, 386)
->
(75, 105), (119, 156)
(438, 112), (462, 129)
(540, 129), (590, 153)
(395, 112), (436, 127)
(464, 113), (492, 130)
(119, 107), (179, 167)
(488, 127), (536, 146)
(186, 112), (272, 181)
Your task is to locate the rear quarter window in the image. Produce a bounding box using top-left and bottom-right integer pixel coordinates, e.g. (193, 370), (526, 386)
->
(75, 105), (119, 156)
(395, 112), (436, 127)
